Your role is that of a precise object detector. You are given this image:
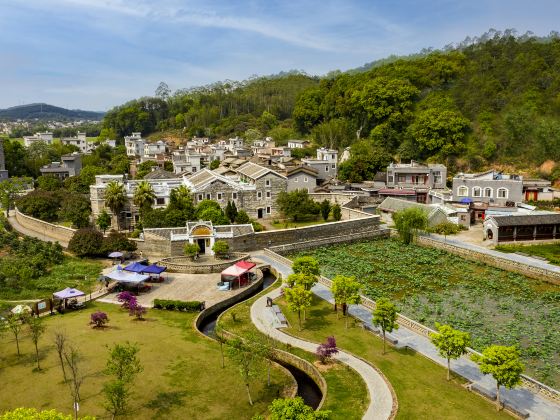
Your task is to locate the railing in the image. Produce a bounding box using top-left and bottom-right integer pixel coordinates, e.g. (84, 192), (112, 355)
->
(265, 248), (560, 404)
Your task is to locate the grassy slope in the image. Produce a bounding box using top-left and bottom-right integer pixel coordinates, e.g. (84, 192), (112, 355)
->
(218, 279), (369, 420)
(495, 243), (560, 266)
(278, 296), (511, 420)
(0, 302), (292, 419)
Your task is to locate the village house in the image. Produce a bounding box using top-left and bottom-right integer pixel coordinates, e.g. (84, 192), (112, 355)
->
(39, 153), (82, 179)
(452, 170), (524, 206)
(23, 131), (53, 147)
(522, 178), (558, 201)
(483, 213), (560, 244)
(287, 139), (310, 149)
(124, 132), (145, 156)
(302, 147), (338, 181)
(60, 132), (92, 154)
(171, 149), (203, 174)
(286, 166), (319, 192)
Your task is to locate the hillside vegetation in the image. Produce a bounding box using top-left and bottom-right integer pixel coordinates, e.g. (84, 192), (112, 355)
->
(101, 31), (560, 179)
(0, 103), (104, 121)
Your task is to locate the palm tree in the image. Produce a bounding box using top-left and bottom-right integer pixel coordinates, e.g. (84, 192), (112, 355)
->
(169, 185), (194, 219)
(104, 181), (127, 230)
(133, 181), (156, 221)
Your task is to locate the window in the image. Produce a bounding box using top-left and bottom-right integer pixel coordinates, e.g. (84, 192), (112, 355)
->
(156, 198), (165, 205)
(293, 177), (298, 183)
(265, 179), (271, 187)
(266, 191), (271, 198)
(266, 206), (271, 214)
(472, 187), (482, 197)
(331, 163), (336, 169)
(457, 186), (468, 197)
(217, 193), (222, 200)
(325, 165), (329, 172)
(198, 194), (203, 201)
(497, 188), (508, 199)
(388, 175), (394, 183)
(484, 187), (492, 198)
(398, 175), (406, 183)
(206, 193), (211, 200)
(433, 171), (442, 184)
(304, 177), (308, 182)
(232, 192), (238, 200)
(257, 191), (262, 199)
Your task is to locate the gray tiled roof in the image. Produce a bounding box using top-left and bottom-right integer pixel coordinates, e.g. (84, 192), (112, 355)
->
(489, 213), (560, 227)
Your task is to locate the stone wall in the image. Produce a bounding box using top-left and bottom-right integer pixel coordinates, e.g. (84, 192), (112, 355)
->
(158, 253), (249, 273)
(14, 207), (75, 244)
(132, 238), (170, 258)
(416, 235), (560, 285)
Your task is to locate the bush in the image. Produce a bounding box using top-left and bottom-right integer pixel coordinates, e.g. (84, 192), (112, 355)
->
(102, 230), (137, 254)
(129, 302), (146, 320)
(429, 221), (463, 236)
(235, 210), (250, 224)
(316, 336), (339, 364)
(59, 194), (92, 228)
(183, 242), (200, 259)
(277, 189), (320, 221)
(68, 228), (104, 257)
(251, 220), (265, 232)
(117, 291), (137, 310)
(90, 311), (109, 328)
(153, 299), (203, 312)
(16, 190), (62, 222)
(212, 240), (229, 258)
(332, 203), (342, 221)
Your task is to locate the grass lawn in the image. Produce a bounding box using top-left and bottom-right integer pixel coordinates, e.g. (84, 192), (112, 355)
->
(293, 239), (560, 386)
(495, 242), (560, 265)
(0, 302), (293, 419)
(219, 279), (369, 419)
(270, 218), (330, 230)
(0, 257), (103, 301)
(277, 296), (512, 420)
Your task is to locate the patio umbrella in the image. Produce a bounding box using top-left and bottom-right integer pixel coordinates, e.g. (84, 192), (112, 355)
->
(108, 251), (123, 258)
(11, 304), (32, 314)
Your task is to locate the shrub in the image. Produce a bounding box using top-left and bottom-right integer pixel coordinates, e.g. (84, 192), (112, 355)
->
(183, 242), (200, 259)
(316, 336), (339, 364)
(129, 302), (147, 320)
(68, 228), (104, 257)
(212, 240), (229, 258)
(16, 190), (61, 222)
(332, 203), (342, 221)
(102, 230), (137, 254)
(153, 299), (203, 312)
(90, 311), (109, 328)
(393, 207), (428, 244)
(59, 194), (92, 228)
(251, 220), (265, 232)
(235, 210), (250, 224)
(117, 291), (137, 310)
(429, 221), (463, 236)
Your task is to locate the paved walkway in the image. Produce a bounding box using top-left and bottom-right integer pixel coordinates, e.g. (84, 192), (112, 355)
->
(251, 285), (395, 420)
(7, 213), (70, 248)
(253, 252), (560, 420)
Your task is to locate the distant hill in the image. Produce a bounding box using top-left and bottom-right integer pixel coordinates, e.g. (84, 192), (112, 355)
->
(0, 103), (104, 121)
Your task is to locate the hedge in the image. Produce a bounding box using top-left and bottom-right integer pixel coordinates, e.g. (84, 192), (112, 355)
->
(153, 299), (204, 312)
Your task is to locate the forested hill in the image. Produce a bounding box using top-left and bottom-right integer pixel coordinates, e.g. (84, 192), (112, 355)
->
(0, 103), (104, 121)
(101, 32), (560, 180)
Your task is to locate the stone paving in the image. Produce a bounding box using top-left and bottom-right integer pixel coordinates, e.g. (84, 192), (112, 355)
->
(253, 252), (560, 420)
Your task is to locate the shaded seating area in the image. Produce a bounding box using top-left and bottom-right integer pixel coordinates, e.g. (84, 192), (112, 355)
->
(219, 261), (256, 290)
(105, 267), (151, 294)
(124, 262), (167, 283)
(53, 287), (86, 311)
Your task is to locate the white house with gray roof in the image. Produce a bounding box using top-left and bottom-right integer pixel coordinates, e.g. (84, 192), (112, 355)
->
(452, 170), (523, 205)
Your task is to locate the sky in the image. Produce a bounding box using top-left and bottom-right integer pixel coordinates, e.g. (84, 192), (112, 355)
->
(1, 0), (559, 111)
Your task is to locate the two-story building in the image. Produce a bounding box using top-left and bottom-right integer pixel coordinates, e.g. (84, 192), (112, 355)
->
(452, 170), (523, 206)
(124, 132), (145, 157)
(172, 149), (203, 174)
(302, 148), (338, 181)
(386, 161), (447, 190)
(39, 153), (82, 179)
(61, 132), (91, 153)
(23, 132), (53, 147)
(286, 166), (319, 192)
(287, 140), (310, 149)
(144, 140), (168, 157)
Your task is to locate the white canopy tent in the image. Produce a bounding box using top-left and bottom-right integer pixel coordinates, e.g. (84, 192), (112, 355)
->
(105, 270), (149, 284)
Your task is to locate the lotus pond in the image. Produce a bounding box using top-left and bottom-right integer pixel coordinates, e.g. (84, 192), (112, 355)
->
(292, 238), (560, 387)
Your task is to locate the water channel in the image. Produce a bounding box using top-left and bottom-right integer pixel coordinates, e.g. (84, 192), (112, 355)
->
(197, 271), (322, 409)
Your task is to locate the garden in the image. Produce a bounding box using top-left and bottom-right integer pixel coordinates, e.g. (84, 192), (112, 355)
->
(292, 239), (560, 387)
(495, 242), (560, 266)
(0, 302), (294, 419)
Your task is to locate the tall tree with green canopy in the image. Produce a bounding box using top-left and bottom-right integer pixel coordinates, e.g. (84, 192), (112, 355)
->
(97, 209), (111, 234)
(393, 207), (428, 244)
(0, 177), (30, 216)
(132, 181), (156, 222)
(337, 140), (392, 182)
(27, 316), (46, 370)
(429, 323), (471, 380)
(169, 185), (195, 219)
(284, 285), (312, 330)
(292, 256), (320, 278)
(225, 200), (238, 223)
(331, 275), (361, 328)
(104, 181), (126, 230)
(226, 337), (264, 406)
(472, 345), (524, 410)
(372, 298), (399, 354)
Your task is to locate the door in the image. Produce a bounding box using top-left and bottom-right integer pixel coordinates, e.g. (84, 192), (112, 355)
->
(197, 239), (206, 254)
(257, 208), (263, 219)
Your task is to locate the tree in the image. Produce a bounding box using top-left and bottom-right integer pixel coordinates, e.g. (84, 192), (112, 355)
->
(90, 311), (109, 328)
(59, 195), (91, 228)
(393, 207), (428, 244)
(292, 256), (320, 278)
(277, 190), (320, 222)
(184, 242), (200, 260)
(212, 240), (229, 258)
(0, 177), (30, 216)
(135, 161), (158, 179)
(284, 285), (312, 330)
(53, 329), (68, 382)
(168, 185), (194, 219)
(372, 298), (399, 355)
(332, 203), (342, 221)
(116, 291), (137, 310)
(132, 181), (156, 221)
(319, 200), (331, 221)
(235, 210), (250, 224)
(225, 200), (238, 223)
(472, 345), (524, 410)
(104, 342), (143, 417)
(226, 337), (263, 405)
(337, 141), (392, 182)
(27, 316), (46, 370)
(209, 159), (220, 170)
(155, 81), (171, 100)
(6, 313), (25, 356)
(97, 209), (111, 234)
(429, 323), (471, 380)
(104, 181), (126, 230)
(331, 275), (361, 328)
(63, 344), (84, 420)
(268, 397), (331, 420)
(284, 273), (316, 293)
(0, 407), (95, 420)
(16, 190), (61, 222)
(37, 175), (63, 191)
(68, 228), (104, 257)
(128, 302), (147, 320)
(102, 230), (137, 254)
(316, 336), (339, 364)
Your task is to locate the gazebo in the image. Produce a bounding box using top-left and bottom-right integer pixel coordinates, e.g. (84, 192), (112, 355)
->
(53, 287), (85, 309)
(124, 262), (167, 282)
(220, 261), (256, 289)
(105, 270), (150, 294)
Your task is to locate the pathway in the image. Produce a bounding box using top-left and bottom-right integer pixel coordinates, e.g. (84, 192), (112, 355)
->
(251, 285), (395, 420)
(253, 252), (560, 420)
(7, 212), (69, 248)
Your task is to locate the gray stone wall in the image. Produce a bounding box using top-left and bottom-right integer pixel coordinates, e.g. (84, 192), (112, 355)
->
(287, 174), (316, 192)
(15, 207), (75, 244)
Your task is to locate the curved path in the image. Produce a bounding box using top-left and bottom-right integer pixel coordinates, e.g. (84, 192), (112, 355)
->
(250, 277), (395, 419)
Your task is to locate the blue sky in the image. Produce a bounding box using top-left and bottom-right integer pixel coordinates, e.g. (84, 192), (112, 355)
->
(1, 0), (559, 110)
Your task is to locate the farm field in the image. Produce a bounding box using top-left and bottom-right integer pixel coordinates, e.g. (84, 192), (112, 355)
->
(0, 302), (293, 419)
(292, 239), (560, 387)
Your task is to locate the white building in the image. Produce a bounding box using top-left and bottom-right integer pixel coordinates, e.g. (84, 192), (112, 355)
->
(287, 139), (310, 149)
(144, 140), (167, 157)
(172, 149), (202, 174)
(124, 132), (145, 157)
(23, 132), (53, 147)
(61, 132), (92, 153)
(302, 147), (338, 181)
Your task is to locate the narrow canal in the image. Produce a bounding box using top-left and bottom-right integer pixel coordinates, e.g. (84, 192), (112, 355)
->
(197, 271), (322, 409)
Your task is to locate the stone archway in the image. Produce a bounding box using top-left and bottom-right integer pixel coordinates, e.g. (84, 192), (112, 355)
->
(189, 222), (215, 255)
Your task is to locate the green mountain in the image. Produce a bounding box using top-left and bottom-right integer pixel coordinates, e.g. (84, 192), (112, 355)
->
(101, 31), (560, 179)
(0, 103), (104, 121)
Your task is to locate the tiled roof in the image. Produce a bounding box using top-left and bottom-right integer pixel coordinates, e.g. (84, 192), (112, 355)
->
(143, 169), (179, 180)
(236, 162), (286, 180)
(488, 213), (560, 227)
(287, 166), (318, 177)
